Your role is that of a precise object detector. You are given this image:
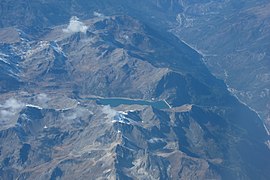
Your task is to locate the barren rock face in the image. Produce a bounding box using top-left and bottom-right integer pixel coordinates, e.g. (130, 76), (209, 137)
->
(0, 1), (270, 179)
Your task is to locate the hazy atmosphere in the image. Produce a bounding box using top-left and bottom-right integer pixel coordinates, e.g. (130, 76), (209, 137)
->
(0, 1), (269, 179)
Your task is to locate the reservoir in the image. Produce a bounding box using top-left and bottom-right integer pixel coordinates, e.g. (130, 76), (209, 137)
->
(82, 97), (170, 109)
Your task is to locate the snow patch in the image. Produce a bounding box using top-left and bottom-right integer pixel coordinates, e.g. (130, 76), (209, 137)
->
(24, 41), (50, 58)
(50, 41), (67, 57)
(148, 138), (163, 143)
(26, 104), (43, 110)
(0, 52), (11, 65)
(112, 113), (130, 124)
(102, 106), (138, 125)
(0, 57), (11, 65)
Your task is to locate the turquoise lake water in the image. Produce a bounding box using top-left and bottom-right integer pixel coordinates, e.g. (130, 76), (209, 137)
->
(84, 97), (170, 109)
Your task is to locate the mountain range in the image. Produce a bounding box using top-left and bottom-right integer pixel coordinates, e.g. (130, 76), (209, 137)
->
(0, 1), (269, 179)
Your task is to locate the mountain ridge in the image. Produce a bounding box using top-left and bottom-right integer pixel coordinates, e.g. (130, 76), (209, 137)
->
(0, 2), (270, 179)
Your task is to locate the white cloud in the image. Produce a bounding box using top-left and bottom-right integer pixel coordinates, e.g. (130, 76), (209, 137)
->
(0, 109), (13, 117)
(61, 106), (92, 122)
(36, 93), (50, 106)
(0, 98), (24, 121)
(102, 106), (118, 120)
(63, 16), (88, 34)
(93, 11), (104, 17)
(3, 98), (23, 110)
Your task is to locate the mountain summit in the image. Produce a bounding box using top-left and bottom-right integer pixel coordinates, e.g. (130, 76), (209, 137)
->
(0, 1), (270, 179)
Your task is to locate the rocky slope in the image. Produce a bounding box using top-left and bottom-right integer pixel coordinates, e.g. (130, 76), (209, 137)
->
(1, 0), (268, 129)
(0, 1), (270, 180)
(1, 94), (269, 179)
